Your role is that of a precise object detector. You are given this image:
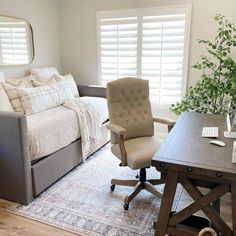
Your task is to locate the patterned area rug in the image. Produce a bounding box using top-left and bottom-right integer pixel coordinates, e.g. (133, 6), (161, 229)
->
(8, 144), (182, 236)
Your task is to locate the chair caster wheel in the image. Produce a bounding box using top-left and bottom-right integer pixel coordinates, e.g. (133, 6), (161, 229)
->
(110, 184), (115, 191)
(123, 203), (129, 210)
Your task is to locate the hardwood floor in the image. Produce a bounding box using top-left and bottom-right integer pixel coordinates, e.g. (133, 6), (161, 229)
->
(0, 199), (78, 236)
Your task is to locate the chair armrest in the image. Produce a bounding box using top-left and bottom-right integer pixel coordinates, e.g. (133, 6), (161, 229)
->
(0, 111), (33, 204)
(77, 85), (106, 98)
(106, 123), (127, 166)
(106, 123), (126, 135)
(153, 116), (176, 126)
(153, 116), (176, 132)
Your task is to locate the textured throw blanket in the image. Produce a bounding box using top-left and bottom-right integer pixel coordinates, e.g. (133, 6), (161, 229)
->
(63, 98), (102, 158)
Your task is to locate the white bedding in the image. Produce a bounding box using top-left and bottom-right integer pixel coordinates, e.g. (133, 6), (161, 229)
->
(27, 97), (108, 161)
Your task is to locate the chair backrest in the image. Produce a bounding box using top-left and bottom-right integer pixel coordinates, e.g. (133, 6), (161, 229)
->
(107, 77), (154, 144)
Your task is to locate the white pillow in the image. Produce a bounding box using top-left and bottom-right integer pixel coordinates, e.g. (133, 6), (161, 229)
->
(0, 71), (4, 83)
(17, 80), (74, 115)
(31, 67), (59, 80)
(53, 74), (79, 97)
(2, 83), (25, 113)
(0, 84), (14, 112)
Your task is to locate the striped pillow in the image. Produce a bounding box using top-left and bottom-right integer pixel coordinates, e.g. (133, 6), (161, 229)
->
(17, 80), (74, 115)
(2, 83), (25, 113)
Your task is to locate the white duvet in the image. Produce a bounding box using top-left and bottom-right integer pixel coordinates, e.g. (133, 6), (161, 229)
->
(27, 97), (108, 161)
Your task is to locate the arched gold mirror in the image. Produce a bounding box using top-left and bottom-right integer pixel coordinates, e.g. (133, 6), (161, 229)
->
(0, 16), (34, 65)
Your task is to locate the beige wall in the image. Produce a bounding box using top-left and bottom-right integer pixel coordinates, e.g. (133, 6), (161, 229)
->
(0, 0), (61, 78)
(58, 0), (236, 88)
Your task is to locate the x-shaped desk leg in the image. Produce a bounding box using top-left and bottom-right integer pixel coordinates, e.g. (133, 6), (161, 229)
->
(177, 177), (232, 235)
(231, 181), (236, 236)
(154, 171), (178, 236)
(154, 170), (233, 236)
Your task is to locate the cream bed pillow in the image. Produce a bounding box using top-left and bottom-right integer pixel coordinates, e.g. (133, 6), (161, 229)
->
(0, 71), (5, 83)
(53, 74), (79, 97)
(6, 74), (35, 88)
(31, 77), (56, 87)
(31, 67), (59, 80)
(0, 71), (13, 111)
(17, 80), (74, 115)
(0, 84), (14, 112)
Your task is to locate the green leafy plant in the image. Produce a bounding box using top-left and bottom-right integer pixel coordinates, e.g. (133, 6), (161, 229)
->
(171, 14), (236, 115)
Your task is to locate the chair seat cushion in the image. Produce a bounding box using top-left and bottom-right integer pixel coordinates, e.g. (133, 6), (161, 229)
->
(111, 137), (162, 170)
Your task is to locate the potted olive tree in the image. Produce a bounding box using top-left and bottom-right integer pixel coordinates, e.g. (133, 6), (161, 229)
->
(171, 15), (236, 115)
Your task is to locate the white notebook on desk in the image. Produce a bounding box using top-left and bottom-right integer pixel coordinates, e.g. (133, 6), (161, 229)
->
(202, 127), (219, 138)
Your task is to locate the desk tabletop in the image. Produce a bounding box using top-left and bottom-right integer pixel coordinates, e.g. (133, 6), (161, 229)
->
(152, 112), (236, 174)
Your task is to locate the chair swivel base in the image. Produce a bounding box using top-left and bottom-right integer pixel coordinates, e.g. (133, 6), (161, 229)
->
(110, 168), (164, 210)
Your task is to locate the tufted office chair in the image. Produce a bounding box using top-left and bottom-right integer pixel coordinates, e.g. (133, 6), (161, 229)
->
(106, 77), (175, 210)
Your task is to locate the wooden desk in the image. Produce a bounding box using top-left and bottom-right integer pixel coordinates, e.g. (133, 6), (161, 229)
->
(152, 112), (236, 236)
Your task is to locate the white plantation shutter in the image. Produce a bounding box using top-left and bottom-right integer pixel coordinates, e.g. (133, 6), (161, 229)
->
(99, 16), (138, 85)
(0, 21), (30, 65)
(142, 14), (186, 104)
(97, 6), (191, 106)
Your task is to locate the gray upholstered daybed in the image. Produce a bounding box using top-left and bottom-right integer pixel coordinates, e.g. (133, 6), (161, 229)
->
(0, 71), (109, 205)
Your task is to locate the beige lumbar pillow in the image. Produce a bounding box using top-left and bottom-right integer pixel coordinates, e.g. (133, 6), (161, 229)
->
(0, 84), (14, 112)
(17, 80), (74, 115)
(53, 74), (79, 97)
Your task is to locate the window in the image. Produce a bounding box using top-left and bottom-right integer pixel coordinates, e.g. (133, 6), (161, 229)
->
(97, 5), (191, 106)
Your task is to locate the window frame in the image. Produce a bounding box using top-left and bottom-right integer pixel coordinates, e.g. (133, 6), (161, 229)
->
(96, 5), (192, 108)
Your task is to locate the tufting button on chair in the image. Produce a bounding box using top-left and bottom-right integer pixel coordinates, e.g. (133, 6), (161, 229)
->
(106, 77), (175, 210)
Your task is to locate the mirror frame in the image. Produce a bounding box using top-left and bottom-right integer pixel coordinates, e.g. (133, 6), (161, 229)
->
(0, 15), (35, 66)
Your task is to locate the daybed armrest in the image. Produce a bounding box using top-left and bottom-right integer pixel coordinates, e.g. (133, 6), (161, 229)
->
(106, 122), (127, 166)
(153, 116), (176, 132)
(0, 111), (33, 204)
(77, 85), (106, 98)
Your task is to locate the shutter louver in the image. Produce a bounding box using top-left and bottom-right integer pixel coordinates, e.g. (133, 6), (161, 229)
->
(0, 22), (29, 65)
